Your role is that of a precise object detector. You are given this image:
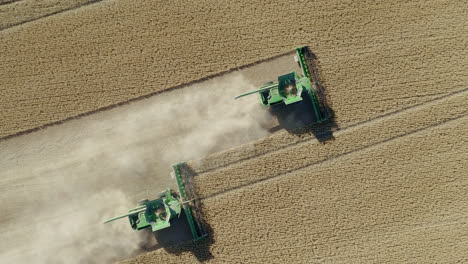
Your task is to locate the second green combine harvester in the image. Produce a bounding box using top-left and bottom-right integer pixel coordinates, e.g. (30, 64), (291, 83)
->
(104, 163), (207, 243)
(235, 46), (330, 123)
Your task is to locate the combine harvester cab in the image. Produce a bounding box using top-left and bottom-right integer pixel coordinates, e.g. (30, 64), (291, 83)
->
(235, 46), (330, 124)
(103, 162), (207, 243)
(111, 189), (181, 232)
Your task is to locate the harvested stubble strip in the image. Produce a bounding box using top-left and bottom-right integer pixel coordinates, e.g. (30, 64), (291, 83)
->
(191, 89), (468, 199)
(122, 108), (468, 264)
(187, 123), (327, 174)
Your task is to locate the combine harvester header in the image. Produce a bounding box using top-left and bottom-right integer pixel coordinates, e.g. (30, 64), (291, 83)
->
(236, 46), (330, 123)
(104, 162), (207, 243)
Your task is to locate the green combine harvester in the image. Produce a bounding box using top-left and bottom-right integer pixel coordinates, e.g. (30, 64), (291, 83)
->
(104, 162), (207, 242)
(235, 46), (330, 123)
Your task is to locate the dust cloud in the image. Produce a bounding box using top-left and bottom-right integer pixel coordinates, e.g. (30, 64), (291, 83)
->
(0, 73), (271, 263)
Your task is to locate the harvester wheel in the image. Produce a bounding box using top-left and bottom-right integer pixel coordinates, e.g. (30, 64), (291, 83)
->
(264, 81), (274, 85)
(137, 199), (149, 206)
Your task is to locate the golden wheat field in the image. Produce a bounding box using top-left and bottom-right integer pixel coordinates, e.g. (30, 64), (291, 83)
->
(1, 0), (467, 263)
(119, 89), (468, 263)
(1, 0), (466, 138)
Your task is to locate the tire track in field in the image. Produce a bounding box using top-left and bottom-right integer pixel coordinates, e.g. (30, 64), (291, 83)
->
(0, 0), (23, 6)
(0, 0), (105, 31)
(192, 88), (468, 199)
(190, 86), (468, 174)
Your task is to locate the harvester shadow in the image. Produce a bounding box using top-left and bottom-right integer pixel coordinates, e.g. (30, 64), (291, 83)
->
(289, 107), (338, 143)
(162, 222), (214, 262)
(268, 50), (338, 142)
(160, 165), (215, 262)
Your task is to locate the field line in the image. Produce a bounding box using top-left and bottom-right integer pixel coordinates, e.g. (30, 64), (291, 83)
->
(0, 0), (23, 6)
(0, 0), (106, 31)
